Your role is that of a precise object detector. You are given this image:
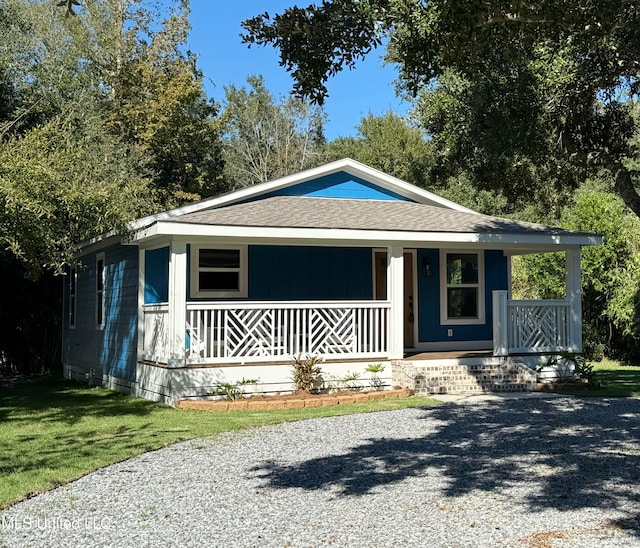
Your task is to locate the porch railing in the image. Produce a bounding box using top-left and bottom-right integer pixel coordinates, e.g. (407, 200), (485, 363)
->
(185, 301), (391, 363)
(142, 303), (169, 362)
(493, 290), (573, 355)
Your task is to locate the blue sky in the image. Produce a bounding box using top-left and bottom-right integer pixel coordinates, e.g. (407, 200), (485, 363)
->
(186, 1), (410, 140)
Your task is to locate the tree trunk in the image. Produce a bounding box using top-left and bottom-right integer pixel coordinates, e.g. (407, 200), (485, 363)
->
(614, 166), (640, 219)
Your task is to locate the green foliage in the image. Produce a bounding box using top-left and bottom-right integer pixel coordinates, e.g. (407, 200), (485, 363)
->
(433, 173), (509, 216)
(0, 107), (154, 276)
(222, 75), (325, 188)
(365, 363), (385, 391)
(243, 1), (640, 217)
(291, 353), (324, 392)
(513, 187), (640, 359)
(411, 69), (579, 214)
(242, 2), (385, 105)
(209, 378), (260, 401)
(324, 111), (435, 188)
(540, 352), (596, 385)
(105, 3), (227, 205)
(323, 371), (364, 392)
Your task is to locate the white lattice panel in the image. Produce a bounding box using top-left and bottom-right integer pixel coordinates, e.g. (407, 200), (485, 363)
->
(508, 302), (569, 351)
(143, 306), (169, 361)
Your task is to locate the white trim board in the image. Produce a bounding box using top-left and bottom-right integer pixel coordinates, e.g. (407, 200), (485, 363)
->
(131, 221), (601, 249)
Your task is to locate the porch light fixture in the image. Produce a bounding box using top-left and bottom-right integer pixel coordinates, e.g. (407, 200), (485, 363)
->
(422, 256), (432, 277)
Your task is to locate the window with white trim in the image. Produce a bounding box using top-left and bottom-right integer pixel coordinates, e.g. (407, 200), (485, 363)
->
(190, 246), (247, 298)
(440, 251), (485, 325)
(69, 267), (77, 328)
(96, 253), (105, 328)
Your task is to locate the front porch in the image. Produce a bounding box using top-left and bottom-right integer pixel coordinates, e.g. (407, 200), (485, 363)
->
(140, 292), (580, 367)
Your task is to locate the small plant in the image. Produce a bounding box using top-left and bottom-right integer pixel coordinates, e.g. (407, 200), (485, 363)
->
(208, 378), (259, 400)
(366, 363), (385, 390)
(342, 371), (362, 391)
(291, 354), (324, 392)
(538, 352), (596, 386)
(323, 371), (364, 392)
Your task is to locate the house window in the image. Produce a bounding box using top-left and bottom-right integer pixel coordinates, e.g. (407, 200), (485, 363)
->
(190, 246), (247, 298)
(69, 267), (77, 328)
(96, 253), (105, 328)
(440, 251), (485, 325)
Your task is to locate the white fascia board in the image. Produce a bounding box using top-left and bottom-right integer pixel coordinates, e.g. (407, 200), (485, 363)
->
(131, 221), (602, 249)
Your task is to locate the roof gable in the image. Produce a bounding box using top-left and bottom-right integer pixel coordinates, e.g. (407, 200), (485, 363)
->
(261, 172), (411, 201)
(129, 158), (474, 231)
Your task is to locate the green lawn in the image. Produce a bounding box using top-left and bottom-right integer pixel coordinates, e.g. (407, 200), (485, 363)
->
(554, 359), (640, 397)
(0, 376), (440, 509)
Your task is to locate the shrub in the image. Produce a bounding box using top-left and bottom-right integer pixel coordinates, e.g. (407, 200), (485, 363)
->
(209, 378), (259, 400)
(291, 354), (323, 392)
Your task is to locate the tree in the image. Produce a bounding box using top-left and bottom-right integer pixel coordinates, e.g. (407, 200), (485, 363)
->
(325, 111), (435, 189)
(0, 106), (153, 277)
(103, 1), (227, 204)
(221, 75), (325, 188)
(242, 1), (640, 218)
(512, 185), (640, 359)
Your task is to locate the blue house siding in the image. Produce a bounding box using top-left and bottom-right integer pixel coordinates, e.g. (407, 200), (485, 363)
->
(144, 246), (169, 304)
(262, 172), (412, 201)
(186, 245), (374, 301)
(248, 246), (373, 300)
(417, 249), (508, 343)
(63, 243), (139, 382)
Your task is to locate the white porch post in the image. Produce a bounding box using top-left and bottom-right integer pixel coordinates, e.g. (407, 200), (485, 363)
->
(167, 240), (187, 366)
(492, 290), (509, 356)
(137, 247), (146, 362)
(387, 245), (404, 359)
(566, 247), (582, 352)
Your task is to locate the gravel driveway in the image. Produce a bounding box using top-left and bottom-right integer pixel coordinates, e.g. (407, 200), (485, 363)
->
(2, 396), (640, 547)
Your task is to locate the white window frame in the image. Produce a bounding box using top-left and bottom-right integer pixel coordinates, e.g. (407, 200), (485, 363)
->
(439, 249), (485, 325)
(69, 266), (77, 329)
(190, 245), (248, 298)
(96, 252), (106, 329)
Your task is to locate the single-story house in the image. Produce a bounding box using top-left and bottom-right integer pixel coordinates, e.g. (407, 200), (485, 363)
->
(62, 158), (601, 403)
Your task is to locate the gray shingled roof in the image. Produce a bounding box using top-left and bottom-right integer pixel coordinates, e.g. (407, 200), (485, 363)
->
(163, 196), (579, 235)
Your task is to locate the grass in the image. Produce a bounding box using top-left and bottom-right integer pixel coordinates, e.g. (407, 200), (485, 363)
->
(553, 358), (640, 397)
(0, 375), (440, 509)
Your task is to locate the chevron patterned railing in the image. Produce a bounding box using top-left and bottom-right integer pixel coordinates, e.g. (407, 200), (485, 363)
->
(507, 299), (571, 353)
(185, 301), (391, 363)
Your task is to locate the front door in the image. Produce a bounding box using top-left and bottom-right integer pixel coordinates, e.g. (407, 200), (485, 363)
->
(374, 250), (415, 348)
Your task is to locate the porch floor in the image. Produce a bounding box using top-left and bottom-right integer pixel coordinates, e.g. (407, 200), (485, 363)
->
(404, 350), (494, 361)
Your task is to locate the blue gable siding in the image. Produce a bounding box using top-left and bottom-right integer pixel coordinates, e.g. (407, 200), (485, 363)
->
(417, 249), (508, 343)
(145, 246), (169, 304)
(62, 243), (139, 382)
(262, 172), (412, 201)
(248, 246), (373, 300)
